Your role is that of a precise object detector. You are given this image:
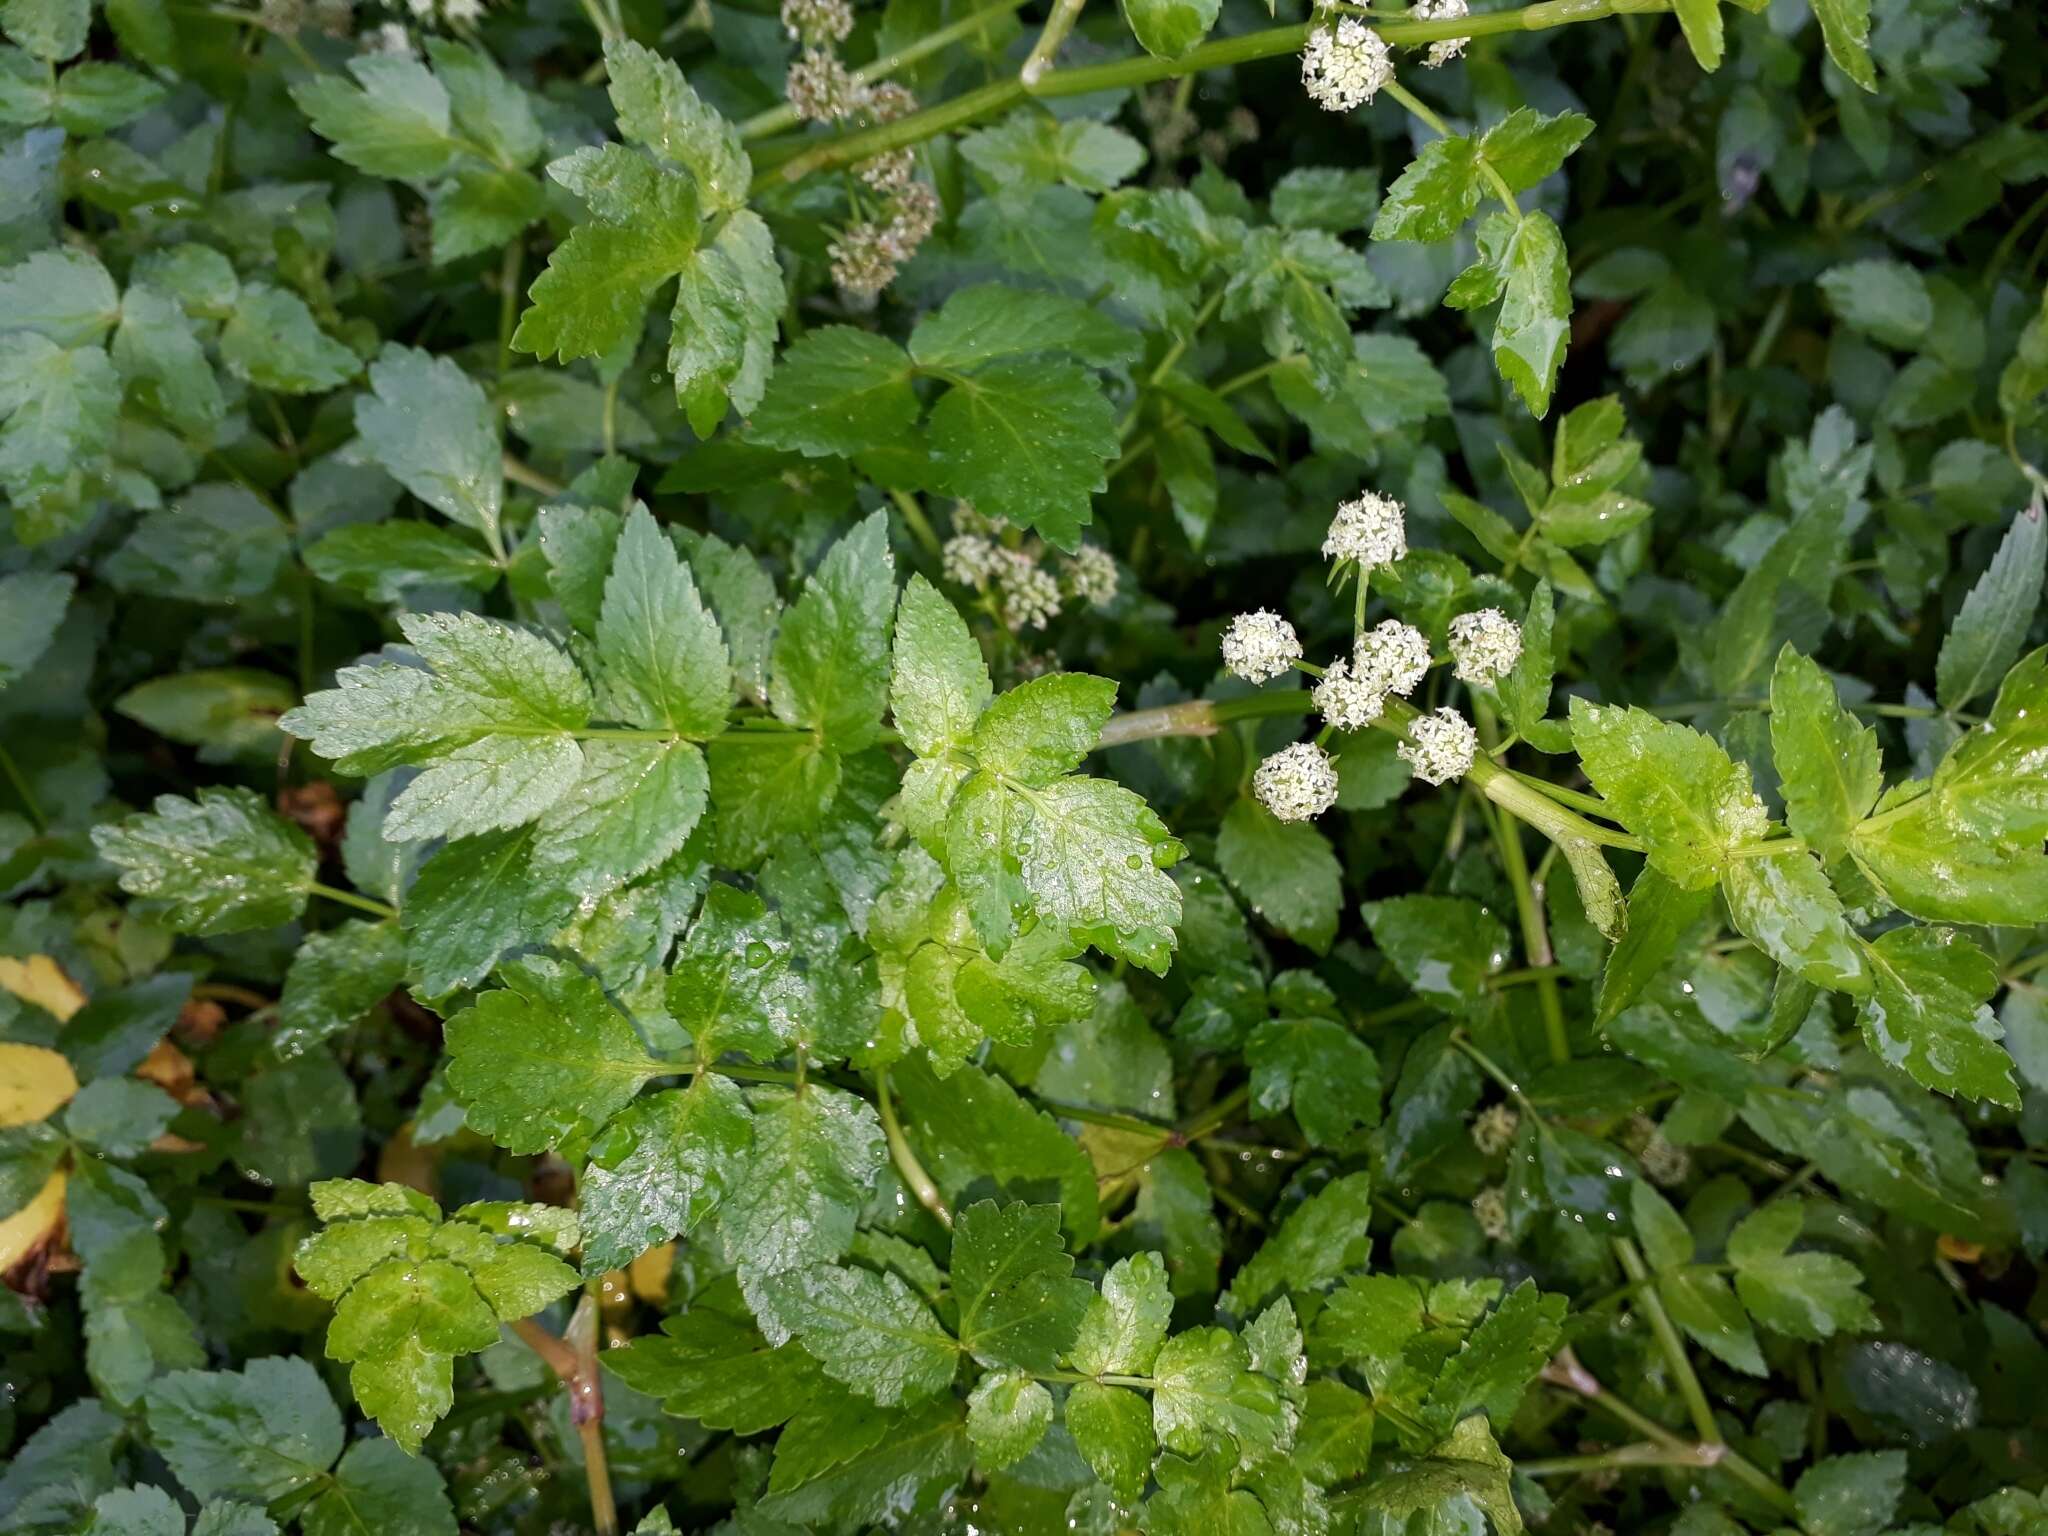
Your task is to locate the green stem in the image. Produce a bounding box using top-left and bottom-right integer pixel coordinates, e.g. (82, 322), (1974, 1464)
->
(1448, 1030), (1537, 1117)
(502, 453), (566, 499)
(0, 743), (47, 833)
(1019, 0), (1088, 84)
(1519, 1442), (1726, 1477)
(307, 882), (399, 920)
(1121, 287), (1225, 438)
(1613, 1237), (1722, 1446)
(752, 0), (1676, 188)
(890, 487), (945, 563)
(876, 1066), (952, 1227)
(1473, 701), (1568, 1065)
(496, 237), (522, 382)
(738, 0), (1035, 140)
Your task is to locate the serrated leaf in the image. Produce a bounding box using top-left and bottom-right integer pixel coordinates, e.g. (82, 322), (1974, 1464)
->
(1570, 699), (1769, 889)
(603, 37), (746, 211)
(1770, 647), (1881, 863)
(92, 789), (315, 935)
(759, 1261), (958, 1404)
(719, 1085), (884, 1285)
(770, 509), (895, 749)
(291, 56), (459, 179)
(950, 1200), (1091, 1372)
(353, 345), (503, 549)
(928, 359), (1119, 552)
(964, 1370), (1051, 1471)
(144, 1358), (343, 1503)
(1372, 136), (1482, 243)
(1150, 1326), (1287, 1457)
(1937, 501), (2047, 712)
(1858, 925), (2017, 1106)
(1727, 1200), (1875, 1342)
(749, 326), (919, 457)
(578, 1075), (751, 1274)
(892, 574), (992, 757)
(1225, 1171), (1373, 1316)
(1216, 797), (1342, 954)
(1494, 211), (1571, 418)
(909, 284), (1140, 371)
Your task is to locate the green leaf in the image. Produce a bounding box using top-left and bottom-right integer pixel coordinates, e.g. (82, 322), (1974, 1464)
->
(1494, 211), (1572, 418)
(274, 920), (407, 1058)
(0, 333), (118, 530)
(1570, 698), (1769, 889)
(444, 956), (663, 1155)
(604, 1279), (828, 1432)
(1817, 260), (1929, 350)
(670, 208), (783, 434)
(964, 1370), (1052, 1471)
(1857, 925), (2017, 1106)
(1363, 895), (1512, 1015)
(1421, 1279), (1567, 1435)
(950, 1200), (1091, 1371)
(1794, 1452), (1907, 1536)
(719, 1085), (884, 1285)
(1811, 0), (1876, 90)
(291, 57), (459, 179)
(602, 37), (746, 213)
(749, 327), (919, 458)
(1070, 1251), (1173, 1375)
(752, 1395), (971, 1528)
(0, 247), (116, 344)
(1721, 852), (1867, 994)
(765, 513), (897, 754)
(928, 359), (1119, 551)
(303, 523), (498, 602)
(2, 0), (88, 59)
(353, 345), (503, 550)
(401, 826), (580, 996)
(92, 789), (315, 935)
(960, 110), (1148, 194)
(302, 1439), (457, 1536)
(1932, 646), (2048, 844)
(593, 505), (730, 735)
(1727, 1200), (1875, 1342)
(1372, 136), (1482, 243)
(971, 672), (1117, 786)
(1672, 0), (1725, 70)
(1770, 647), (1881, 863)
(113, 670), (294, 765)
(891, 574), (992, 758)
(1848, 785), (2048, 927)
(1937, 502), (2047, 712)
(1354, 1416), (1520, 1535)
(578, 1076), (751, 1273)
(531, 737), (708, 895)
(1216, 797), (1342, 953)
(1120, 0), (1219, 60)
(758, 1262), (958, 1405)
(1478, 109), (1594, 191)
(144, 1357), (343, 1503)
(218, 283), (359, 394)
(1225, 1171), (1374, 1316)
(666, 882), (809, 1060)
(1150, 1326), (1287, 1457)
(425, 38), (539, 168)
(0, 569), (71, 689)
(1066, 1381), (1154, 1503)
(1246, 1015), (1382, 1147)
(909, 284), (1140, 371)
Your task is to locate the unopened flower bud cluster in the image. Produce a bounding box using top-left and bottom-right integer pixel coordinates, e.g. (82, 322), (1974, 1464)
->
(1223, 491), (1518, 820)
(939, 505), (1118, 632)
(780, 6), (939, 303)
(1299, 0), (1471, 114)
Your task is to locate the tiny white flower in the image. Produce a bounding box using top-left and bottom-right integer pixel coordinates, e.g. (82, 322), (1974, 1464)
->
(941, 534), (1001, 588)
(1322, 490), (1407, 569)
(362, 18), (411, 52)
(1301, 18), (1394, 114)
(997, 550), (1062, 631)
(951, 502), (999, 538)
(1221, 610), (1302, 683)
(1312, 658), (1384, 732)
(1448, 607), (1523, 687)
(1399, 706), (1478, 786)
(1413, 0), (1470, 66)
(1470, 1102), (1519, 1157)
(1355, 619), (1431, 698)
(1471, 1185), (1508, 1241)
(780, 0), (852, 47)
(1062, 545), (1118, 608)
(442, 0), (482, 23)
(1254, 742), (1341, 822)
(786, 48), (869, 123)
(828, 221), (898, 302)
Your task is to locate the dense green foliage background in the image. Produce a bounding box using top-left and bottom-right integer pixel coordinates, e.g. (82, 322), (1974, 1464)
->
(3, 0), (2048, 1531)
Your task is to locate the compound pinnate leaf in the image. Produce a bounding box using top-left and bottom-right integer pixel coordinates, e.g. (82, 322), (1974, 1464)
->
(1150, 1326), (1287, 1457)
(1570, 698), (1769, 888)
(143, 1358), (344, 1503)
(1857, 925), (2017, 1106)
(758, 1262), (959, 1405)
(949, 1200), (1091, 1372)
(577, 1076), (752, 1274)
(1069, 1251), (1173, 1377)
(719, 1085), (885, 1285)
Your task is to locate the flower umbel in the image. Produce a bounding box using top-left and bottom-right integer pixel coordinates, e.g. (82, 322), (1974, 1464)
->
(1221, 611), (1303, 683)
(781, 0), (853, 47)
(1254, 742), (1341, 822)
(1472, 1185), (1509, 1241)
(1470, 1103), (1520, 1156)
(1312, 658), (1384, 732)
(1399, 706), (1478, 785)
(1322, 491), (1407, 570)
(996, 550), (1062, 631)
(1301, 19), (1394, 114)
(1062, 545), (1119, 607)
(1355, 619), (1431, 698)
(1413, 0), (1471, 66)
(1448, 608), (1523, 686)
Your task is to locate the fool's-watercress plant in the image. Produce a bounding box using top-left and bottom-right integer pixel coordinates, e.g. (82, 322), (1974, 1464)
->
(4, 0), (2048, 1530)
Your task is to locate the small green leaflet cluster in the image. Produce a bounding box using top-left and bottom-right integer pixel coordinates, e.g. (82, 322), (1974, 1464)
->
(292, 1180), (580, 1452)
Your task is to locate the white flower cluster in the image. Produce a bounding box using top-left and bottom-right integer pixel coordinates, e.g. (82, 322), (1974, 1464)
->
(1323, 491), (1407, 570)
(828, 182), (938, 304)
(1448, 607), (1522, 686)
(1355, 619), (1430, 698)
(1311, 659), (1381, 732)
(1254, 742), (1341, 823)
(1399, 706), (1477, 785)
(1624, 1114), (1692, 1188)
(1301, 18), (1393, 114)
(1413, 0), (1470, 67)
(939, 512), (1116, 632)
(1471, 1185), (1509, 1242)
(1220, 611), (1302, 683)
(781, 0), (852, 47)
(1470, 1102), (1519, 1156)
(1062, 545), (1118, 607)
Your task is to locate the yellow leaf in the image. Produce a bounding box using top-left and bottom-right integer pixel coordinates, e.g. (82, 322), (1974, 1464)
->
(0, 1042), (79, 1127)
(0, 1171), (66, 1273)
(0, 955), (87, 1022)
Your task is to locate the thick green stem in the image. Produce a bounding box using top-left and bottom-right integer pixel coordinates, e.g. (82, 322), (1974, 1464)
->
(1473, 700), (1570, 1064)
(877, 1066), (953, 1227)
(1020, 0), (1088, 84)
(752, 0), (1676, 188)
(307, 882), (399, 920)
